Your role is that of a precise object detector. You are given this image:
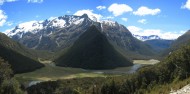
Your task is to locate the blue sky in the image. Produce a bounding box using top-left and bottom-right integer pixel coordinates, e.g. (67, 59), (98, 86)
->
(0, 0), (190, 39)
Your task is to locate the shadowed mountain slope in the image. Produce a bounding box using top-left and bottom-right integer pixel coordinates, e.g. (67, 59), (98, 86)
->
(55, 25), (133, 69)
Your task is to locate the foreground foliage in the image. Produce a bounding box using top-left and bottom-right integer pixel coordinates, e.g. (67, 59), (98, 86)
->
(0, 57), (24, 94)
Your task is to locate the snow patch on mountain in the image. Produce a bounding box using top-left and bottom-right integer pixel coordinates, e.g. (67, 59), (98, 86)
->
(51, 18), (66, 28)
(4, 21), (44, 38)
(101, 20), (117, 26)
(73, 18), (84, 25)
(4, 15), (89, 38)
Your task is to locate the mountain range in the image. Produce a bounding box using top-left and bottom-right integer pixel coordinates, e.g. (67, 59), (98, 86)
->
(133, 34), (162, 41)
(2, 13), (190, 72)
(4, 14), (156, 59)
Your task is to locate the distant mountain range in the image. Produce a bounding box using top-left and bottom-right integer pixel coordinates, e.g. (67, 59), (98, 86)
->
(4, 14), (156, 59)
(133, 34), (162, 41)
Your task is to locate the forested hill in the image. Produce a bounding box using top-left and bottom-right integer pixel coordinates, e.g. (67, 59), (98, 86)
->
(55, 25), (133, 69)
(0, 33), (44, 73)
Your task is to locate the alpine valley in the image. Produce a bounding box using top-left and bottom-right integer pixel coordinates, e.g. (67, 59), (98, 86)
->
(5, 14), (156, 59)
(0, 13), (190, 94)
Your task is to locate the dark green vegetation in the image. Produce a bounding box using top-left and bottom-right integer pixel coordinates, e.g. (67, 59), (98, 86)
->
(27, 77), (106, 94)
(55, 25), (133, 69)
(0, 33), (44, 73)
(101, 45), (190, 94)
(27, 44), (190, 94)
(0, 57), (24, 94)
(145, 39), (173, 52)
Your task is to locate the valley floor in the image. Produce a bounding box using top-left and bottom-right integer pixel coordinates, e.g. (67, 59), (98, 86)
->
(14, 59), (159, 87)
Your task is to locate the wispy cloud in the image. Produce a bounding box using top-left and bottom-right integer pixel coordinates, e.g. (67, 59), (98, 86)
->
(108, 3), (133, 16)
(66, 11), (71, 14)
(133, 6), (161, 16)
(121, 18), (128, 22)
(138, 19), (147, 24)
(0, 0), (17, 5)
(0, 10), (7, 27)
(28, 0), (43, 3)
(181, 0), (190, 10)
(96, 6), (106, 10)
(102, 16), (114, 20)
(127, 26), (184, 40)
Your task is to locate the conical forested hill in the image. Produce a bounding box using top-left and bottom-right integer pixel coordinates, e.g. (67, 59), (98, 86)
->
(0, 33), (44, 73)
(55, 25), (133, 69)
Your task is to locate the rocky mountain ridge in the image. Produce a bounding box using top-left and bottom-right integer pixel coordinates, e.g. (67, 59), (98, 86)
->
(4, 14), (156, 59)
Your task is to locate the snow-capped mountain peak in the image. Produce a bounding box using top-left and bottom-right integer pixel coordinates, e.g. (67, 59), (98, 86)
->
(133, 34), (161, 41)
(5, 21), (44, 38)
(101, 20), (117, 26)
(4, 14), (92, 38)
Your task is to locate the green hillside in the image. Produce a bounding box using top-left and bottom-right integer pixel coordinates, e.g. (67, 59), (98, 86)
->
(171, 30), (190, 48)
(0, 33), (44, 73)
(55, 25), (133, 69)
(162, 30), (190, 57)
(145, 39), (173, 51)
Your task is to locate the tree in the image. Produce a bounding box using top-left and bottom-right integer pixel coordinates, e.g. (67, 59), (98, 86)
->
(0, 57), (24, 94)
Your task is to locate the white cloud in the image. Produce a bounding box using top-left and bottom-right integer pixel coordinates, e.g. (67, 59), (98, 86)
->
(127, 26), (142, 33)
(138, 19), (147, 24)
(0, 0), (17, 5)
(96, 6), (106, 10)
(133, 6), (161, 16)
(0, 10), (7, 27)
(0, 0), (3, 5)
(28, 0), (43, 3)
(181, 0), (190, 10)
(108, 3), (133, 16)
(6, 0), (17, 2)
(127, 26), (184, 40)
(121, 18), (128, 22)
(74, 9), (103, 22)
